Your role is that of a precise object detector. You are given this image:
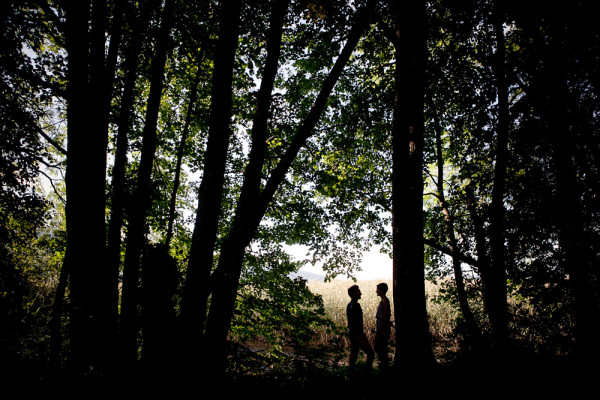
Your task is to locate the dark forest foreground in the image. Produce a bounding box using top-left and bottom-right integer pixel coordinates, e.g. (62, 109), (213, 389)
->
(4, 349), (597, 399)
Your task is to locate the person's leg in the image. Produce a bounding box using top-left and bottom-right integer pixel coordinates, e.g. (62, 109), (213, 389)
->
(348, 337), (359, 374)
(358, 335), (374, 370)
(374, 334), (389, 368)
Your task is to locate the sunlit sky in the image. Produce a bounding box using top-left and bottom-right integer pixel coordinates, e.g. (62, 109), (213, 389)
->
(294, 244), (393, 281)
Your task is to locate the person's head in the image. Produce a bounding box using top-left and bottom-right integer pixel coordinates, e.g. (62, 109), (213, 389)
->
(348, 284), (361, 300)
(376, 282), (388, 296)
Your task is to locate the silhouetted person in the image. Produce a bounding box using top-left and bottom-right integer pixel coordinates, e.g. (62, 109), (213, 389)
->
(375, 282), (391, 369)
(346, 284), (374, 376)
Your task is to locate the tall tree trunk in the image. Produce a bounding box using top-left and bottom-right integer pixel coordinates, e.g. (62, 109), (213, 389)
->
(106, 2), (157, 357)
(203, 1), (374, 378)
(180, 0), (243, 369)
(63, 0), (111, 375)
(543, 21), (600, 363)
(201, 0), (290, 376)
(489, 0), (509, 354)
(391, 0), (435, 369)
(97, 0), (123, 363)
(120, 0), (174, 368)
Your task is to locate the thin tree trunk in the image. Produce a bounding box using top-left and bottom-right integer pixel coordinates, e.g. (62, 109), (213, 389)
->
(465, 187), (493, 317)
(165, 51), (204, 247)
(102, 0), (126, 331)
(120, 0), (174, 367)
(390, 0), (435, 369)
(97, 0), (124, 362)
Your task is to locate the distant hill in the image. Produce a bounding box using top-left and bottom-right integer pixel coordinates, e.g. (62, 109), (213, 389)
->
(289, 270), (325, 282)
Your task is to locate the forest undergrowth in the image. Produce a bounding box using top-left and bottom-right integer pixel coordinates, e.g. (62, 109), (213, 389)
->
(226, 277), (593, 392)
(227, 278), (471, 388)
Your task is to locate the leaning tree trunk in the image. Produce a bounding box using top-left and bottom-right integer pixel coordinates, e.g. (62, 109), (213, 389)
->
(202, 1), (374, 378)
(201, 0), (290, 377)
(390, 0), (436, 369)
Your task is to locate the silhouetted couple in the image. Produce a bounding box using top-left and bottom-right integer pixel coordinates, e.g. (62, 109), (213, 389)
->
(346, 283), (391, 377)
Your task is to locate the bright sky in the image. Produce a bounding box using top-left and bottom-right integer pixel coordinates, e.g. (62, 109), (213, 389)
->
(294, 244), (393, 281)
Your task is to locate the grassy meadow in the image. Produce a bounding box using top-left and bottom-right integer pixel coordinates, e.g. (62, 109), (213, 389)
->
(306, 279), (461, 362)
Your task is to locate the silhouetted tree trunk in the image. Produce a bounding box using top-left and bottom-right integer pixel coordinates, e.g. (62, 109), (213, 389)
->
(180, 0), (243, 370)
(141, 244), (178, 376)
(543, 19), (600, 363)
(120, 0), (174, 368)
(106, 2), (157, 360)
(98, 0), (124, 360)
(63, 0), (112, 375)
(390, 0), (436, 369)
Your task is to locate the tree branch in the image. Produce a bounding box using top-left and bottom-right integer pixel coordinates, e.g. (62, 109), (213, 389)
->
(423, 237), (479, 268)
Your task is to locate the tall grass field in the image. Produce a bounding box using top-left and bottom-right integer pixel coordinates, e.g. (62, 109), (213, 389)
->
(306, 279), (460, 362)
